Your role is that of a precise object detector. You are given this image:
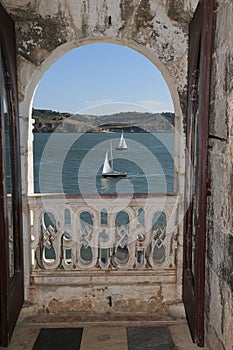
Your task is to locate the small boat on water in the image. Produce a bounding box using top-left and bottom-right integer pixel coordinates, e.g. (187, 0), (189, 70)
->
(115, 131), (128, 150)
(102, 142), (127, 178)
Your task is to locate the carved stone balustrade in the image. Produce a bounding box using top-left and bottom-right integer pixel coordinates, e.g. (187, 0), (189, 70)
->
(28, 193), (180, 286)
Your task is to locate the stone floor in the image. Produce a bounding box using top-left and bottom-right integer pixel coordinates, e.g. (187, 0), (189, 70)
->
(0, 310), (208, 349)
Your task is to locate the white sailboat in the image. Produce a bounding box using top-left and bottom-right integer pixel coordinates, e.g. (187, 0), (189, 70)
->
(102, 142), (127, 178)
(115, 131), (128, 150)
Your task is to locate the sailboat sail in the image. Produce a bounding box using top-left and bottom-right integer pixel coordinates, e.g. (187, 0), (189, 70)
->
(102, 150), (113, 174)
(116, 131), (128, 150)
(102, 141), (127, 178)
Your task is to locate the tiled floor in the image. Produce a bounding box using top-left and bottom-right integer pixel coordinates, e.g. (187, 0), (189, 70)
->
(0, 311), (208, 349)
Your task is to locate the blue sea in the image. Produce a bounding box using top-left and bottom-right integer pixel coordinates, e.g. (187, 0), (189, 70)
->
(33, 132), (174, 195)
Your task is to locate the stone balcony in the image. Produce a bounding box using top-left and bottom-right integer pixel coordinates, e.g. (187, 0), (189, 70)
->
(27, 193), (182, 315)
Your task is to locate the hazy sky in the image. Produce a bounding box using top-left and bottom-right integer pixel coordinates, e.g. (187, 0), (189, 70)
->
(33, 43), (174, 115)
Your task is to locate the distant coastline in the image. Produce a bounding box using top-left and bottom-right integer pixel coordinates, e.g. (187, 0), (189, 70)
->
(32, 108), (174, 133)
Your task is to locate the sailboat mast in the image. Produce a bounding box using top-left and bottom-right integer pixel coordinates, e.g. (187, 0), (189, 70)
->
(110, 141), (113, 169)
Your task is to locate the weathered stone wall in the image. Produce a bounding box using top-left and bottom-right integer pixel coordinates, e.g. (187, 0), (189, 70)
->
(1, 0), (199, 317)
(1, 1), (233, 346)
(206, 1), (233, 349)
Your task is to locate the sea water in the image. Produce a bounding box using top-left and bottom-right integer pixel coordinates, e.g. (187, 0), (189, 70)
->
(33, 132), (174, 195)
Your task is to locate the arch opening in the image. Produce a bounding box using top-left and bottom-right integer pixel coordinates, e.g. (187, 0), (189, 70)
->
(31, 42), (177, 196)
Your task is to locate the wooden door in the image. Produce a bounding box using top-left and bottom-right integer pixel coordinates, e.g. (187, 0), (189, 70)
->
(183, 0), (214, 347)
(0, 4), (24, 347)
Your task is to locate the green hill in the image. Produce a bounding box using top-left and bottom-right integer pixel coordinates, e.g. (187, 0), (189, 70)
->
(32, 109), (174, 133)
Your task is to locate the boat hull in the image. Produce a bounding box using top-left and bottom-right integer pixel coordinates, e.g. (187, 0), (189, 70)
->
(102, 172), (127, 178)
(115, 147), (128, 150)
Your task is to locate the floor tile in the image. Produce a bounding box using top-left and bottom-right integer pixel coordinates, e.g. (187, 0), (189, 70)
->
(32, 328), (83, 350)
(169, 325), (207, 349)
(0, 326), (40, 350)
(127, 326), (176, 350)
(80, 326), (127, 350)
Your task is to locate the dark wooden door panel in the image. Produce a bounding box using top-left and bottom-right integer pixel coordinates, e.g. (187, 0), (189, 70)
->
(183, 0), (214, 347)
(183, 0), (214, 346)
(0, 3), (24, 347)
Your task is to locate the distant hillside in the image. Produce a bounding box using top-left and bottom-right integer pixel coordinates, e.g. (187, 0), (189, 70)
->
(32, 109), (174, 133)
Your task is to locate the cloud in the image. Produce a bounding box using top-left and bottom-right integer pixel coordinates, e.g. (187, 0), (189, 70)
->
(137, 100), (174, 113)
(76, 99), (174, 115)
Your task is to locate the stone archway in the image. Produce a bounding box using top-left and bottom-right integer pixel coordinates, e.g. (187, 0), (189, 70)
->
(5, 0), (198, 309)
(20, 37), (185, 193)
(12, 1), (192, 201)
(20, 39), (186, 290)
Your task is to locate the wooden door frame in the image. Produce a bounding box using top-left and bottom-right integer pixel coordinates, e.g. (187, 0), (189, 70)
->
(0, 3), (24, 347)
(183, 0), (214, 347)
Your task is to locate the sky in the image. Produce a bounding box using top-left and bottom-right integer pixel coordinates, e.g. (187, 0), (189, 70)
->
(33, 43), (174, 115)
